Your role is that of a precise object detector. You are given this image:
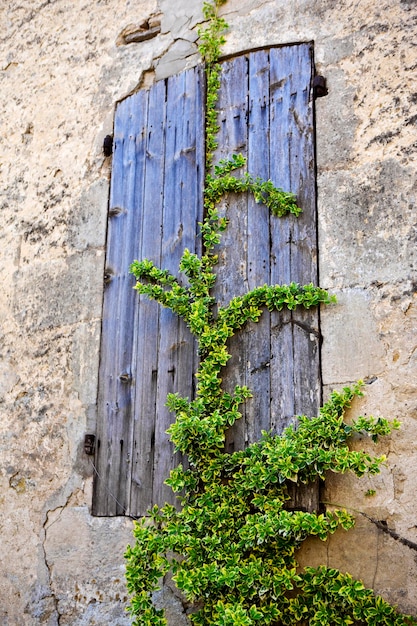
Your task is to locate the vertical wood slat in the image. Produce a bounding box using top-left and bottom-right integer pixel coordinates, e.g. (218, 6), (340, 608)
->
(267, 44), (319, 511)
(130, 79), (166, 515)
(212, 55), (249, 453)
(93, 91), (148, 516)
(151, 67), (204, 510)
(246, 50), (272, 443)
(94, 45), (319, 516)
(269, 44), (319, 430)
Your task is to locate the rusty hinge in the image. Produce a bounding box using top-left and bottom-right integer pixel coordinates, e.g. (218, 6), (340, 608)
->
(103, 135), (113, 157)
(84, 434), (96, 456)
(313, 75), (328, 98)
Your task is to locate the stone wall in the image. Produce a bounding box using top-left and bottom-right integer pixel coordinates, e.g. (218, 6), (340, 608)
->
(0, 0), (416, 623)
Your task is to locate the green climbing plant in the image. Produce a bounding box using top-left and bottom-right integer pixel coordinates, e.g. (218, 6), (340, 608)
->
(124, 1), (415, 624)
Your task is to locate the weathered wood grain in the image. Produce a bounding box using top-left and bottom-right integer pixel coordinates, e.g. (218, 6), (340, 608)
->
(130, 79), (166, 516)
(152, 67), (204, 510)
(246, 49), (273, 443)
(269, 44), (320, 427)
(212, 54), (249, 453)
(213, 44), (319, 439)
(212, 44), (319, 510)
(93, 90), (148, 516)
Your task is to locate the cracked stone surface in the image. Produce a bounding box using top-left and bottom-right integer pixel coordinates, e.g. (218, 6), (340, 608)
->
(0, 0), (416, 622)
(44, 507), (132, 625)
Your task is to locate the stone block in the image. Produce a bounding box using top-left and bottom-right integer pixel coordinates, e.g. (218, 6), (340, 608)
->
(13, 252), (104, 332)
(321, 289), (386, 385)
(318, 160), (417, 287)
(68, 181), (108, 252)
(71, 321), (101, 407)
(45, 507), (133, 625)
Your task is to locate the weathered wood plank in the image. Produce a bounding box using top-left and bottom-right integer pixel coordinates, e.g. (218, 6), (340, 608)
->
(215, 45), (318, 452)
(269, 46), (298, 434)
(93, 90), (148, 515)
(246, 50), (272, 443)
(152, 66), (204, 508)
(269, 44), (320, 511)
(130, 79), (166, 516)
(283, 45), (320, 422)
(95, 67), (204, 516)
(269, 44), (319, 432)
(212, 54), (249, 452)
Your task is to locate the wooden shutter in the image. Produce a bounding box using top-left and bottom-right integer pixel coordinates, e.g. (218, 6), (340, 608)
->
(93, 43), (318, 517)
(93, 67), (204, 516)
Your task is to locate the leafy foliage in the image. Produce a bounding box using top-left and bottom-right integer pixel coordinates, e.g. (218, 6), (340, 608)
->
(124, 1), (415, 625)
(125, 377), (408, 625)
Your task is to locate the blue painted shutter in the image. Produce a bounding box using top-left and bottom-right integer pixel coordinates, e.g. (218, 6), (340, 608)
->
(93, 44), (318, 517)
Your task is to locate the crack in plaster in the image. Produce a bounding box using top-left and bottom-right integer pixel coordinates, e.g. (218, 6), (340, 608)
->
(152, 36), (199, 65)
(362, 513), (417, 553)
(117, 34), (200, 102)
(41, 502), (71, 624)
(39, 483), (83, 624)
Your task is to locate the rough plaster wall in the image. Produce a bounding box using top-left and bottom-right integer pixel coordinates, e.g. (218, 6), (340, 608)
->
(0, 0), (416, 623)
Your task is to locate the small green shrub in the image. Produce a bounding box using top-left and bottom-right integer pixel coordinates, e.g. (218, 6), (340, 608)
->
(124, 1), (415, 624)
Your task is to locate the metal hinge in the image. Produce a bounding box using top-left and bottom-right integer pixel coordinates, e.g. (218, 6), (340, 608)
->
(84, 434), (96, 456)
(103, 135), (113, 157)
(313, 75), (328, 98)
